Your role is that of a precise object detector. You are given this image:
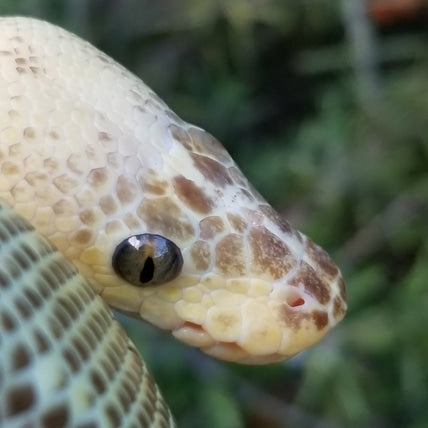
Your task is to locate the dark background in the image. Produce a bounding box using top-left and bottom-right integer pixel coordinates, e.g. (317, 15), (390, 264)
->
(2, 1), (427, 427)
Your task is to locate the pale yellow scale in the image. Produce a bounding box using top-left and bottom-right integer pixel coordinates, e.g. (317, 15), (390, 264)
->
(0, 16), (346, 365)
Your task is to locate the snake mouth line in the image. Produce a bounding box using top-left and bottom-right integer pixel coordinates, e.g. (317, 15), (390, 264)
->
(173, 321), (284, 364)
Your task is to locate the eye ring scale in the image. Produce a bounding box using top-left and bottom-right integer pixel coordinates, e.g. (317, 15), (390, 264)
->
(112, 233), (184, 287)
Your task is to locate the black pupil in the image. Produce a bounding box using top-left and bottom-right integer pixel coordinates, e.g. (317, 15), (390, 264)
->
(139, 257), (155, 283)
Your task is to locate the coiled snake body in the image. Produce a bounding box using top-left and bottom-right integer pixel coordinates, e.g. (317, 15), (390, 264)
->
(0, 17), (346, 427)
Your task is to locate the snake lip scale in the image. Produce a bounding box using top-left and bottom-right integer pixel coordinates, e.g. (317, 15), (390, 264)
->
(0, 16), (346, 427)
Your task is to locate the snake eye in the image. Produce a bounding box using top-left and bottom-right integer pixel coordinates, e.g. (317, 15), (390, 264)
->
(112, 234), (183, 287)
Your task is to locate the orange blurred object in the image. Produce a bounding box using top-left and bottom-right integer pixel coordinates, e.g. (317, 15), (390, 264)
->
(367, 0), (423, 23)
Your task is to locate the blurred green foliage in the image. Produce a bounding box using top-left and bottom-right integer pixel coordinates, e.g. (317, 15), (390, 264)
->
(2, 1), (428, 427)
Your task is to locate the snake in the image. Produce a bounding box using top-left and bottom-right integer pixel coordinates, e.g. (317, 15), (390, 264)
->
(0, 17), (347, 427)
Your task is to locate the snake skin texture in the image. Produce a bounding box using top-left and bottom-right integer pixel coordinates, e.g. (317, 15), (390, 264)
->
(0, 200), (175, 427)
(0, 16), (346, 365)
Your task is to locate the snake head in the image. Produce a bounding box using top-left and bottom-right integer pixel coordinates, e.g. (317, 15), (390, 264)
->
(96, 125), (347, 364)
(0, 17), (346, 364)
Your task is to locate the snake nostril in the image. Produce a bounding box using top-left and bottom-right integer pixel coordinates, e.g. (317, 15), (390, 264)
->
(286, 292), (305, 307)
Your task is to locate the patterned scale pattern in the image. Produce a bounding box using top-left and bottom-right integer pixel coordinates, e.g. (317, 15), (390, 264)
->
(0, 17), (346, 365)
(0, 200), (174, 428)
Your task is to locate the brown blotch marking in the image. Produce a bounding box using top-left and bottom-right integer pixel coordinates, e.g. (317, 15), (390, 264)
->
(312, 310), (329, 330)
(87, 167), (109, 188)
(0, 270), (11, 289)
(228, 166), (247, 187)
(49, 319), (62, 340)
(138, 172), (168, 196)
(99, 195), (117, 215)
(67, 292), (84, 313)
(14, 297), (32, 318)
(98, 131), (112, 141)
(15, 57), (26, 65)
(173, 175), (213, 214)
(0, 50), (12, 56)
(259, 204), (302, 240)
(15, 66), (26, 74)
(23, 127), (35, 139)
(239, 188), (255, 202)
(48, 129), (60, 140)
(53, 305), (71, 329)
(190, 240), (211, 272)
(333, 295), (346, 319)
(1, 161), (20, 175)
(12, 344), (31, 370)
(52, 199), (74, 216)
(30, 66), (39, 74)
(191, 153), (233, 188)
(338, 277), (347, 302)
(199, 216), (225, 240)
(306, 239), (339, 280)
(10, 36), (24, 43)
(137, 411), (150, 427)
(8, 109), (19, 120)
(289, 262), (331, 305)
(67, 154), (85, 175)
(79, 209), (96, 226)
(44, 158), (59, 174)
(24, 288), (42, 309)
(123, 213), (140, 229)
(41, 405), (69, 428)
(91, 369), (106, 394)
(140, 180), (167, 195)
(137, 197), (194, 240)
(117, 387), (131, 412)
(121, 376), (136, 402)
(9, 142), (22, 156)
(134, 105), (146, 115)
(282, 305), (329, 331)
(107, 152), (121, 169)
(53, 174), (79, 193)
(105, 220), (122, 235)
(169, 124), (193, 150)
(24, 171), (48, 187)
(71, 336), (89, 361)
(187, 127), (232, 163)
(227, 213), (247, 233)
(215, 234), (246, 277)
(34, 330), (50, 353)
(97, 54), (111, 64)
(70, 228), (93, 246)
(281, 305), (312, 330)
(63, 348), (80, 372)
(6, 383), (35, 415)
(116, 175), (138, 203)
(82, 144), (95, 160)
(249, 227), (295, 280)
(129, 89), (143, 102)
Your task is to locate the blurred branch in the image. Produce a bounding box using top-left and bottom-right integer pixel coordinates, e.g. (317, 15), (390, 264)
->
(341, 0), (383, 111)
(236, 378), (342, 428)
(295, 34), (427, 75)
(337, 189), (428, 269)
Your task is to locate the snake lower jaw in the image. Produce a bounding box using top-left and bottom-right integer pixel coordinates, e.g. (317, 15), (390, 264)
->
(172, 321), (295, 364)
